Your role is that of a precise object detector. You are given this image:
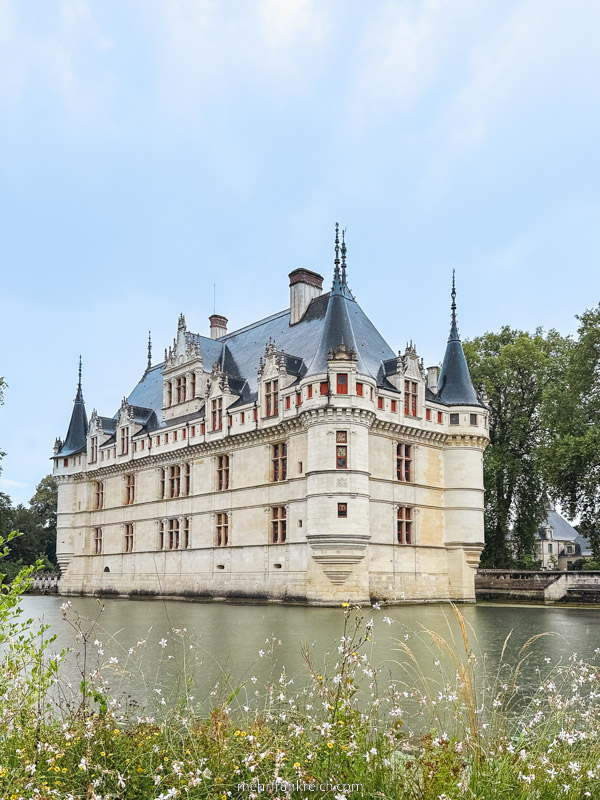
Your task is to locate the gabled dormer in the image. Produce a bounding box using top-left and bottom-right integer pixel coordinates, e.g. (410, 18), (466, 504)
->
(258, 339), (296, 420)
(385, 342), (426, 419)
(206, 362), (238, 434)
(87, 409), (117, 466)
(163, 314), (208, 421)
(327, 340), (358, 396)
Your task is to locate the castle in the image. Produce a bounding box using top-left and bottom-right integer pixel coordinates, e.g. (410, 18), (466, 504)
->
(53, 227), (488, 604)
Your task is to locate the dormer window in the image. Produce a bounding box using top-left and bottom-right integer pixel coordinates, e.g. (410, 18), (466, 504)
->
(176, 376), (186, 404)
(90, 437), (97, 463)
(266, 380), (279, 417)
(404, 380), (418, 417)
(120, 426), (129, 455)
(212, 398), (223, 431)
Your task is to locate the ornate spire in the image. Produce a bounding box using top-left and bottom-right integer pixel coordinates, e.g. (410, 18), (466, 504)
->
(449, 269), (460, 342)
(340, 227), (347, 287)
(75, 355), (83, 402)
(332, 222), (342, 293)
(147, 331), (152, 373)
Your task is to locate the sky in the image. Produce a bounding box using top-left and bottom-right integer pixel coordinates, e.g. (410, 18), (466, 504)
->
(0, 0), (599, 506)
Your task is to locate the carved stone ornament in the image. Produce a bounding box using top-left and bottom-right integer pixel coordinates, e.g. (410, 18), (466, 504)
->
(327, 339), (357, 362)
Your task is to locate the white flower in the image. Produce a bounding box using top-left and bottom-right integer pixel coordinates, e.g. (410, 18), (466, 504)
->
(108, 657), (118, 665)
(78, 757), (88, 771)
(383, 616), (392, 625)
(258, 650), (265, 657)
(159, 638), (168, 648)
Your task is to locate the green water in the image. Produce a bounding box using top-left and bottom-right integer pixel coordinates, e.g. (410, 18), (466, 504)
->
(20, 596), (600, 718)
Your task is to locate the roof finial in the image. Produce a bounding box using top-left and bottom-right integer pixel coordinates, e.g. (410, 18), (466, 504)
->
(75, 355), (83, 402)
(340, 228), (347, 286)
(449, 269), (460, 341)
(147, 331), (152, 372)
(332, 222), (342, 293)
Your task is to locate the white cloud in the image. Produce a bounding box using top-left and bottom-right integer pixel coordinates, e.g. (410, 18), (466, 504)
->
(0, 478), (27, 489)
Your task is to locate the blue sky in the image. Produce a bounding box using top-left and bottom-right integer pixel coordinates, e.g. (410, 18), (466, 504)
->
(1, 0), (599, 505)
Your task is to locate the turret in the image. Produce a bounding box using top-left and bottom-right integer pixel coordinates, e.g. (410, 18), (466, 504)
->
(57, 357), (88, 457)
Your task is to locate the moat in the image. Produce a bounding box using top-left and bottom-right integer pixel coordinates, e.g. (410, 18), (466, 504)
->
(22, 595), (600, 720)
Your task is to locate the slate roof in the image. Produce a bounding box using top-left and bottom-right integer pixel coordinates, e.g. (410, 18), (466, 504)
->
(437, 275), (484, 407)
(540, 508), (592, 558)
(58, 377), (88, 457)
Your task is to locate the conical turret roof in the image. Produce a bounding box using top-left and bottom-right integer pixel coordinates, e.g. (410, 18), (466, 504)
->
(59, 358), (88, 456)
(437, 274), (483, 407)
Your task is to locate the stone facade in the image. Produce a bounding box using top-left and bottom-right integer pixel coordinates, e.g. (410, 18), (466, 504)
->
(53, 229), (489, 604)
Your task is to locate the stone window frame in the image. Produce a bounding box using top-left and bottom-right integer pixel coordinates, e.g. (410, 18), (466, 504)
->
(216, 512), (229, 547)
(94, 480), (104, 510)
(124, 523), (134, 553)
(93, 526), (103, 555)
(271, 442), (288, 482)
(211, 397), (223, 431)
(265, 379), (279, 417)
(396, 505), (415, 545)
(396, 442), (413, 483)
(270, 505), (287, 544)
(124, 473), (135, 505)
(217, 454), (230, 491)
(336, 431), (348, 469)
(404, 379), (418, 418)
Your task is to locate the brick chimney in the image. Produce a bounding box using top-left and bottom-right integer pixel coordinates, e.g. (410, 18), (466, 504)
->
(289, 269), (323, 325)
(209, 314), (228, 339)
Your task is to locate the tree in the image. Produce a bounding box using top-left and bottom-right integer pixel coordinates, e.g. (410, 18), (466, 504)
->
(29, 475), (58, 564)
(545, 304), (600, 559)
(463, 327), (571, 567)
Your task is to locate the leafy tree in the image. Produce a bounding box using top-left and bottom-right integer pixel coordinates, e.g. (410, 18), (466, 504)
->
(544, 304), (600, 559)
(464, 327), (570, 567)
(29, 474), (58, 564)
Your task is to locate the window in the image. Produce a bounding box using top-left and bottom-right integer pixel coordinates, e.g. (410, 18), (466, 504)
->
(159, 521), (165, 550)
(298, 461), (303, 473)
(168, 465), (181, 498)
(356, 382), (363, 397)
(167, 382), (172, 406)
(397, 444), (412, 482)
(141, 440), (145, 450)
(176, 376), (186, 404)
(404, 380), (418, 417)
(160, 468), (166, 499)
(125, 473), (135, 505)
(272, 443), (287, 482)
(217, 455), (229, 490)
(437, 411), (443, 424)
(285, 396), (291, 410)
(567, 545), (574, 554)
(307, 385), (313, 399)
(183, 462), (191, 496)
(168, 518), (180, 550)
(320, 381), (329, 395)
(93, 527), (103, 554)
(216, 513), (229, 546)
(296, 392), (302, 406)
(211, 398), (223, 431)
(120, 426), (129, 455)
(266, 380), (279, 417)
(165, 433), (169, 443)
(338, 502), (348, 518)
(271, 506), (286, 543)
(124, 523), (134, 553)
(191, 372), (196, 398)
(183, 517), (190, 549)
(156, 435), (161, 446)
(174, 430), (178, 441)
(253, 408), (258, 421)
(241, 412), (245, 423)
(470, 413), (478, 426)
(227, 415), (232, 428)
(201, 422), (206, 435)
(90, 437), (97, 463)
(378, 397), (384, 410)
(548, 543), (553, 554)
(63, 458), (69, 468)
(391, 400), (397, 413)
(336, 431), (348, 469)
(336, 374), (348, 394)
(94, 481), (104, 510)
(397, 507), (413, 544)
(450, 413), (459, 425)
(426, 409), (431, 421)
(182, 429), (186, 439)
(191, 425), (196, 437)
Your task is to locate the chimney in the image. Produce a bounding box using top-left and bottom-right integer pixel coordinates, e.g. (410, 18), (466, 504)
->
(427, 366), (439, 394)
(209, 314), (228, 339)
(289, 268), (324, 325)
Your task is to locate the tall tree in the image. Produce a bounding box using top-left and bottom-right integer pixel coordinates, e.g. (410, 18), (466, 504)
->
(463, 327), (570, 567)
(544, 304), (600, 559)
(29, 475), (58, 564)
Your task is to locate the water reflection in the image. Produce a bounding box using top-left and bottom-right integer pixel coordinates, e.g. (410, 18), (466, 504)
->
(20, 596), (600, 720)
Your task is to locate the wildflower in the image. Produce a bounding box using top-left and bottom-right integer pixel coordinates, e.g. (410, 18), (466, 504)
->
(159, 638), (168, 648)
(342, 602), (349, 607)
(383, 616), (392, 625)
(78, 757), (88, 771)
